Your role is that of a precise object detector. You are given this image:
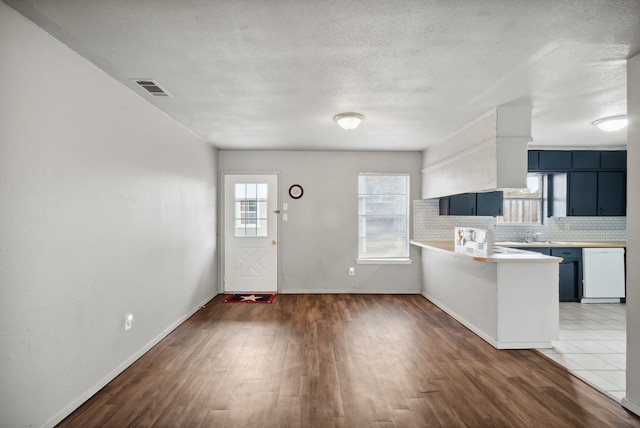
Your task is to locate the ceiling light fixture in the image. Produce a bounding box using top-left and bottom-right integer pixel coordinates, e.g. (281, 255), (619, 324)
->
(592, 115), (628, 132)
(334, 112), (365, 130)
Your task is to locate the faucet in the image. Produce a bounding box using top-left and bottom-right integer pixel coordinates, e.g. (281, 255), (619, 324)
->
(523, 231), (542, 243)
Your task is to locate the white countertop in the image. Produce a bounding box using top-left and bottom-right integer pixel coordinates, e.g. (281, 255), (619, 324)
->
(410, 240), (562, 263)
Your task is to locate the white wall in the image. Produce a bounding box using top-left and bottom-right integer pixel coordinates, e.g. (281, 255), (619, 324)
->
(0, 4), (218, 427)
(622, 53), (640, 416)
(219, 151), (422, 293)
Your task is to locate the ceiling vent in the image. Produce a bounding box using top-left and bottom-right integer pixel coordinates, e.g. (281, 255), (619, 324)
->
(133, 79), (172, 97)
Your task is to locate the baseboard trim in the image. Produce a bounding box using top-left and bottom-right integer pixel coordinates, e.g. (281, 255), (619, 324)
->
(621, 397), (640, 417)
(281, 289), (421, 294)
(44, 293), (217, 428)
(420, 291), (499, 347)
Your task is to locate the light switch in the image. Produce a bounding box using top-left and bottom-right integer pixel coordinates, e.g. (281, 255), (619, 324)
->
(283, 214), (288, 221)
(124, 314), (133, 331)
(283, 203), (288, 211)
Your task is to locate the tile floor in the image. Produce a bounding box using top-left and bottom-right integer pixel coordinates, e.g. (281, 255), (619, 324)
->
(538, 302), (627, 402)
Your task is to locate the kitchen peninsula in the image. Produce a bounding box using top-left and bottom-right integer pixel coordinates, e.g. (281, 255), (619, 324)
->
(411, 239), (562, 349)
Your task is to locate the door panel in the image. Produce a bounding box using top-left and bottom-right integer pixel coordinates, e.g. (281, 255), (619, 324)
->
(224, 174), (278, 293)
(598, 172), (626, 216)
(449, 193), (476, 215)
(568, 172), (597, 216)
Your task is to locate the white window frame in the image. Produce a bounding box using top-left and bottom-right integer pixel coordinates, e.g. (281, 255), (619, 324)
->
(357, 173), (411, 265)
(234, 183), (268, 237)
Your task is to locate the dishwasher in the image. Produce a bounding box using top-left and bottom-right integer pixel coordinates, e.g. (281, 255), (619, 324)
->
(581, 248), (625, 303)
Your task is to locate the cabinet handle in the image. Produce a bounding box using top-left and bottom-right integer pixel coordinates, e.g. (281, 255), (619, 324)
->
(471, 207), (475, 215)
(599, 207), (603, 215)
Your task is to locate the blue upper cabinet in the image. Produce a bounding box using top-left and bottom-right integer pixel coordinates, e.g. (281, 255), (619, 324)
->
(439, 191), (503, 216)
(565, 171), (626, 216)
(571, 151), (600, 169)
(538, 151), (571, 171)
(598, 172), (626, 216)
(568, 172), (598, 215)
(528, 151), (539, 171)
(449, 193), (476, 215)
(531, 150), (627, 217)
(600, 151), (627, 169)
(529, 150), (626, 172)
(476, 191), (503, 216)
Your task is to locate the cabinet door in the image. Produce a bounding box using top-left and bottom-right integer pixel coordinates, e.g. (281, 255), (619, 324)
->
(598, 172), (626, 216)
(528, 150), (540, 171)
(539, 151), (572, 171)
(572, 151), (600, 169)
(439, 197), (451, 215)
(476, 191), (503, 216)
(449, 193), (476, 215)
(600, 151), (627, 169)
(558, 261), (579, 301)
(568, 172), (597, 216)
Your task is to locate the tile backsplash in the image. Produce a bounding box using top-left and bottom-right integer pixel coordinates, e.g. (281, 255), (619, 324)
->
(413, 199), (627, 242)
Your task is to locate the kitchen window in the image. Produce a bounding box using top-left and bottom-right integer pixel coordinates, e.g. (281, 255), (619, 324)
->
(357, 174), (410, 263)
(497, 174), (545, 225)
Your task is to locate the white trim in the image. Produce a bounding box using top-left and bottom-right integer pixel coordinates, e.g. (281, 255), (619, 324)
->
(420, 292), (554, 350)
(358, 173), (411, 261)
(621, 398), (640, 417)
(220, 171), (281, 294)
(357, 258), (412, 265)
(43, 294), (217, 428)
(421, 291), (499, 347)
(282, 288), (420, 294)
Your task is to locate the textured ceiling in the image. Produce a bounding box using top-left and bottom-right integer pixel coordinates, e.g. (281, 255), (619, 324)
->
(4, 0), (640, 150)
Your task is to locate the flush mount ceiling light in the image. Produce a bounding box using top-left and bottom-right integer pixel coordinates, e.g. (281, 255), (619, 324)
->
(334, 112), (365, 130)
(592, 115), (628, 132)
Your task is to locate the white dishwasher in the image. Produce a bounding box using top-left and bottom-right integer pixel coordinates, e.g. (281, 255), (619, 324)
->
(582, 248), (625, 303)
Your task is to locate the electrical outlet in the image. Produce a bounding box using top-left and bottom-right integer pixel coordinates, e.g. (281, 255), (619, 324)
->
(283, 203), (288, 211)
(283, 213), (288, 221)
(349, 267), (355, 276)
(124, 314), (133, 331)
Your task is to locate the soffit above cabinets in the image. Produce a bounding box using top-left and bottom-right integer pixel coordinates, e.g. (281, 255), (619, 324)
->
(421, 106), (531, 199)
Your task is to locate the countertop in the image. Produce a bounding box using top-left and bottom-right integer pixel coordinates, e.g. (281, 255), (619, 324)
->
(410, 240), (562, 263)
(494, 241), (626, 248)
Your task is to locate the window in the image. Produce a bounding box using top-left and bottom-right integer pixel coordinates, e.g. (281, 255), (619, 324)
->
(234, 183), (268, 236)
(358, 174), (410, 261)
(497, 174), (545, 224)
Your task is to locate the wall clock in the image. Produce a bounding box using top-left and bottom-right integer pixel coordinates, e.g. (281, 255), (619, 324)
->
(289, 184), (303, 199)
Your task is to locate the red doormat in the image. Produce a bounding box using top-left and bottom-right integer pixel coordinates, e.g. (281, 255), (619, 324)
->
(223, 294), (276, 304)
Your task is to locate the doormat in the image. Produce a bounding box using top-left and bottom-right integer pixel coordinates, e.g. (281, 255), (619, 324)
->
(223, 294), (276, 304)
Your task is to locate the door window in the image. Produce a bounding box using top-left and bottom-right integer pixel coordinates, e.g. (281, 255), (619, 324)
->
(235, 183), (268, 237)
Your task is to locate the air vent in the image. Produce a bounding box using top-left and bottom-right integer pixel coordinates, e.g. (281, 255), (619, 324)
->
(132, 79), (172, 97)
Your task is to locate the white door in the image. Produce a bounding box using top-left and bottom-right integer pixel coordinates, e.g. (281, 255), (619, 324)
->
(224, 174), (278, 293)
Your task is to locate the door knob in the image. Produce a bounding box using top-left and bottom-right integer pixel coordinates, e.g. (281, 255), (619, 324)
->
(272, 240), (277, 245)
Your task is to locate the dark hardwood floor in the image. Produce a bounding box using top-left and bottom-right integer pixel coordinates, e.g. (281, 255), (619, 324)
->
(57, 294), (640, 427)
